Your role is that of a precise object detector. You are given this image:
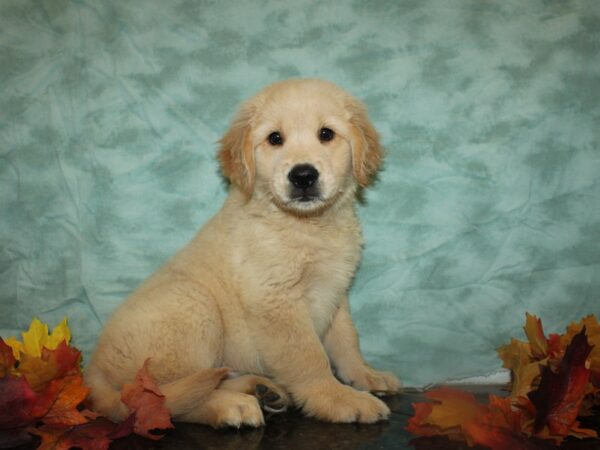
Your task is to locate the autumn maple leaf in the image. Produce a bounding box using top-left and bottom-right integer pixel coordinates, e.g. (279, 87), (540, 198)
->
(29, 358), (175, 450)
(0, 375), (57, 429)
(497, 339), (542, 399)
(0, 347), (87, 448)
(406, 387), (488, 443)
(2, 318), (181, 450)
(31, 358), (176, 449)
(497, 313), (553, 399)
(528, 327), (594, 440)
(523, 313), (548, 360)
(120, 358), (174, 439)
(408, 314), (600, 449)
(19, 342), (82, 392)
(0, 318), (89, 448)
(4, 318), (71, 361)
(562, 316), (600, 387)
(43, 375), (90, 426)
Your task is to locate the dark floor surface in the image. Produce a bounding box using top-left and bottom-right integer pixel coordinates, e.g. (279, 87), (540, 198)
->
(13, 386), (599, 449)
(105, 385), (600, 450)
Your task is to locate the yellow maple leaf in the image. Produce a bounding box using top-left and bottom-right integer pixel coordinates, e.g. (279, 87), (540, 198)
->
(21, 318), (50, 358)
(47, 318), (71, 349)
(6, 318), (71, 360)
(497, 338), (544, 398)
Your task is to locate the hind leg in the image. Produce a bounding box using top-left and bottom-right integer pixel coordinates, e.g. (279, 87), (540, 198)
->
(86, 279), (225, 420)
(178, 389), (264, 428)
(219, 374), (290, 413)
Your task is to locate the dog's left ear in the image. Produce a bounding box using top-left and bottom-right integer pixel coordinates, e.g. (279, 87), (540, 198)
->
(347, 99), (383, 187)
(218, 103), (256, 196)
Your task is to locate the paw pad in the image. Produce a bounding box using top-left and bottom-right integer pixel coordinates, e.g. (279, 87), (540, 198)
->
(255, 383), (287, 413)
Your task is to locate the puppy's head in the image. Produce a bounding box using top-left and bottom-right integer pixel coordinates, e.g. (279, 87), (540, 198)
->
(219, 79), (382, 216)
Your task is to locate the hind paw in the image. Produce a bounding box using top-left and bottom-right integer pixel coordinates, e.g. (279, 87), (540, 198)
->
(219, 374), (290, 414)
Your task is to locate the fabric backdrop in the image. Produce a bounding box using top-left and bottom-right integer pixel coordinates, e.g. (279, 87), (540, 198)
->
(1, 0), (599, 387)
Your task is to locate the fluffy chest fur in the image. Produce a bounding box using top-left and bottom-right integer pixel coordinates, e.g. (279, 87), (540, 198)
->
(223, 196), (363, 338)
(300, 232), (362, 337)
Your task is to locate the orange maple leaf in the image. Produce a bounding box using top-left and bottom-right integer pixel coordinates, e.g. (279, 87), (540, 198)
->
(406, 402), (442, 437)
(406, 387), (488, 444)
(43, 375), (90, 426)
(120, 358), (174, 439)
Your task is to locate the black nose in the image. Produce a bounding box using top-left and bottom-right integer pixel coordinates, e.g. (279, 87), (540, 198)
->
(288, 164), (319, 189)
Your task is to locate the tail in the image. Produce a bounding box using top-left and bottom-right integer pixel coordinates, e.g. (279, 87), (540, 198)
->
(161, 368), (229, 417)
(85, 365), (229, 421)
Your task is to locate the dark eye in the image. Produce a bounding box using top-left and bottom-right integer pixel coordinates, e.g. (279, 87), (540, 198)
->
(319, 127), (335, 142)
(268, 131), (283, 146)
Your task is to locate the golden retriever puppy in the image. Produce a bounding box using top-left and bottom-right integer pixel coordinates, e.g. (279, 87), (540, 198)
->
(85, 79), (401, 428)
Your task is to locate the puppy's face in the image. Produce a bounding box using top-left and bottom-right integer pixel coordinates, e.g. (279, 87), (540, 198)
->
(219, 80), (382, 216)
(252, 88), (358, 215)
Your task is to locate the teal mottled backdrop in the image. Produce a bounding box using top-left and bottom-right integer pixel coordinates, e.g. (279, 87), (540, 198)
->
(1, 0), (599, 387)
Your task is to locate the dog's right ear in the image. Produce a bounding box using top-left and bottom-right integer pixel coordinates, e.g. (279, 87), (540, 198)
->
(218, 103), (255, 196)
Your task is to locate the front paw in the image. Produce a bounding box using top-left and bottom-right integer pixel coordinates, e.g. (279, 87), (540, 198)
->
(343, 367), (402, 395)
(297, 381), (390, 424)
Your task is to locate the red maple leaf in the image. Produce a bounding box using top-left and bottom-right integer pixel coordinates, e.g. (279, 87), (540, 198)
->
(44, 341), (82, 379)
(461, 395), (545, 449)
(120, 359), (174, 439)
(0, 375), (58, 429)
(0, 339), (16, 378)
(528, 327), (593, 437)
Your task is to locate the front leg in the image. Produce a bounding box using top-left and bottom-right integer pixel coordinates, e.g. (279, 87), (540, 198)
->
(250, 300), (390, 423)
(324, 297), (402, 395)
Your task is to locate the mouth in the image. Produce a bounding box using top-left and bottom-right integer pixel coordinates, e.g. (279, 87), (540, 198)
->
(287, 194), (323, 208)
(289, 185), (321, 203)
(296, 195), (318, 202)
(279, 187), (327, 214)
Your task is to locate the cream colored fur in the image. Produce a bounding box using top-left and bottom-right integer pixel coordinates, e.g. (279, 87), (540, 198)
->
(85, 79), (401, 428)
